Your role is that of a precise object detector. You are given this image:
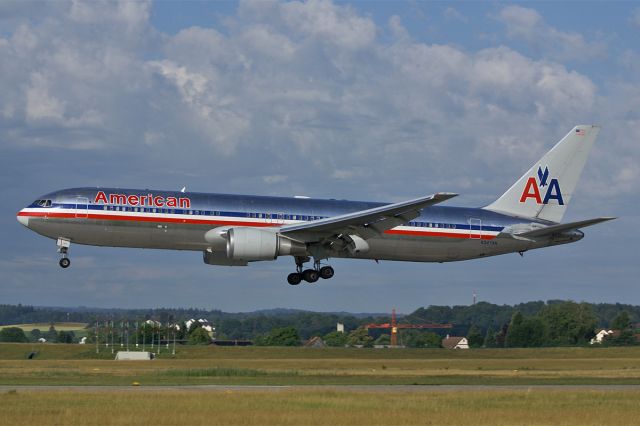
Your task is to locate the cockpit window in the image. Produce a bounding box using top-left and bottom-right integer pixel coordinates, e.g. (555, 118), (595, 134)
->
(35, 199), (52, 207)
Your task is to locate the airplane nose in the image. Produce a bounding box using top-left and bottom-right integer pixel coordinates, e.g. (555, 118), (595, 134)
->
(17, 211), (29, 227)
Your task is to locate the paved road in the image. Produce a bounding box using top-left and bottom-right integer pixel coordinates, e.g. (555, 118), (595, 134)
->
(2, 385), (640, 393)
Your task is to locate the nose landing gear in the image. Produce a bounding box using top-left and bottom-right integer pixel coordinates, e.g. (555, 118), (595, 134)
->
(57, 238), (71, 269)
(287, 257), (334, 285)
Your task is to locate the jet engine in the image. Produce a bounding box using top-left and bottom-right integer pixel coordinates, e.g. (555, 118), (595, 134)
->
(226, 227), (307, 261)
(346, 234), (370, 255)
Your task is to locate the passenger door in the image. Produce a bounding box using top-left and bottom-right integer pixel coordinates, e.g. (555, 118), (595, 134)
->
(469, 218), (481, 239)
(75, 197), (89, 219)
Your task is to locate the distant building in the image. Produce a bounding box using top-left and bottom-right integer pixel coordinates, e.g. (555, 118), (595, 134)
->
(115, 351), (153, 361)
(590, 329), (615, 344)
(186, 319), (215, 337)
(337, 323), (345, 333)
(442, 336), (469, 349)
(304, 337), (327, 348)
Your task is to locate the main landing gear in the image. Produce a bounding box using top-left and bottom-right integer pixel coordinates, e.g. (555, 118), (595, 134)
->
(57, 238), (71, 269)
(287, 256), (335, 285)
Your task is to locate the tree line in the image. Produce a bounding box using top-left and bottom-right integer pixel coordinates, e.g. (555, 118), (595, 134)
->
(1, 300), (638, 347)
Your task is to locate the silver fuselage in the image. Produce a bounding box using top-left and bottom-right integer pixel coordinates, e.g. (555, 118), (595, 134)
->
(16, 187), (583, 264)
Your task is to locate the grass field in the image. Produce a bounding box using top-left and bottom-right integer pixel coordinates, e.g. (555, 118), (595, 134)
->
(1, 344), (639, 386)
(3, 388), (640, 425)
(0, 322), (88, 332)
(2, 344), (639, 425)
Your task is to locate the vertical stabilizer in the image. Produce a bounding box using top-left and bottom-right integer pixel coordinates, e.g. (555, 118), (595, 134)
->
(484, 125), (599, 223)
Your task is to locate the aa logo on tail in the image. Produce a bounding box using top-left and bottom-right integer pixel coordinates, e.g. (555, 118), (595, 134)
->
(519, 166), (564, 205)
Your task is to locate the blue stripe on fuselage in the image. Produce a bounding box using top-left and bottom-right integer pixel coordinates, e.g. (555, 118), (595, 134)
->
(31, 187), (538, 231)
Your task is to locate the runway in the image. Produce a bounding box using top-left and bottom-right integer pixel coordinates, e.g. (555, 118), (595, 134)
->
(3, 384), (640, 393)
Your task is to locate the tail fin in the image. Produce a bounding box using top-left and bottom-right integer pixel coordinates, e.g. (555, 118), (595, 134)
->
(484, 125), (600, 223)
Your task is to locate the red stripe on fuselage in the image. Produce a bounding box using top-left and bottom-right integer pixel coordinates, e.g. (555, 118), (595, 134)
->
(17, 211), (497, 240)
(385, 229), (496, 240)
(17, 211), (274, 228)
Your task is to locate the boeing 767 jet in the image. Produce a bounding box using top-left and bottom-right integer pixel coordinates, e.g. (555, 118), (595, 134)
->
(17, 125), (613, 285)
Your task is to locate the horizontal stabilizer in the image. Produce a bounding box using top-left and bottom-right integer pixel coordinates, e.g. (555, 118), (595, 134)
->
(517, 217), (616, 239)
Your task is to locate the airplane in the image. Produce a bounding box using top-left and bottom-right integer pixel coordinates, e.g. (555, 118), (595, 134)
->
(17, 125), (613, 285)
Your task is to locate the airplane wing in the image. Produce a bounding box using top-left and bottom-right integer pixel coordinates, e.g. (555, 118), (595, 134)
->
(516, 217), (616, 239)
(280, 192), (457, 242)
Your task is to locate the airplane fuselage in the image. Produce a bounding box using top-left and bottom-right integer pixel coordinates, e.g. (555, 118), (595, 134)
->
(17, 187), (576, 264)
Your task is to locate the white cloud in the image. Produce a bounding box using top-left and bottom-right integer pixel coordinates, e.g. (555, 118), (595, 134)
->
(280, 0), (376, 50)
(632, 8), (640, 28)
(0, 0), (631, 203)
(443, 7), (468, 23)
(496, 5), (606, 62)
(25, 72), (66, 122)
(263, 174), (288, 184)
(69, 0), (151, 30)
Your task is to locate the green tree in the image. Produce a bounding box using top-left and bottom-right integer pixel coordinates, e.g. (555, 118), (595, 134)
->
(505, 312), (525, 347)
(57, 330), (75, 344)
(539, 302), (597, 345)
(323, 331), (348, 347)
(611, 311), (632, 331)
(188, 327), (211, 345)
(346, 327), (373, 347)
(256, 327), (301, 346)
(136, 323), (156, 345)
(494, 324), (509, 348)
(46, 325), (58, 343)
(505, 312), (547, 347)
(467, 325), (484, 348)
(0, 327), (29, 342)
(403, 331), (441, 348)
(483, 327), (496, 348)
(607, 311), (636, 345)
(30, 329), (42, 342)
(374, 334), (390, 346)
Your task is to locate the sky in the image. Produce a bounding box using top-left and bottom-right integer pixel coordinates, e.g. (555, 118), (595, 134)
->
(1, 0), (639, 313)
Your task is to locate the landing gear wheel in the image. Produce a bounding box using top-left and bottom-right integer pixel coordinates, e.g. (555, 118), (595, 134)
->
(59, 258), (71, 269)
(302, 269), (319, 283)
(287, 273), (302, 286)
(319, 266), (334, 279)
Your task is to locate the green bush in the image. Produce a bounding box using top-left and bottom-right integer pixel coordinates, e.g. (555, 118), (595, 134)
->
(0, 327), (29, 343)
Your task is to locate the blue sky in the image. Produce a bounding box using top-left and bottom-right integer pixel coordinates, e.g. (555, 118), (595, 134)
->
(1, 1), (638, 313)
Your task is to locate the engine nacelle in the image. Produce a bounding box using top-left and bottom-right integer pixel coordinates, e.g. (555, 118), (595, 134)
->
(203, 250), (247, 266)
(226, 227), (307, 261)
(204, 227), (232, 251)
(346, 234), (370, 255)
